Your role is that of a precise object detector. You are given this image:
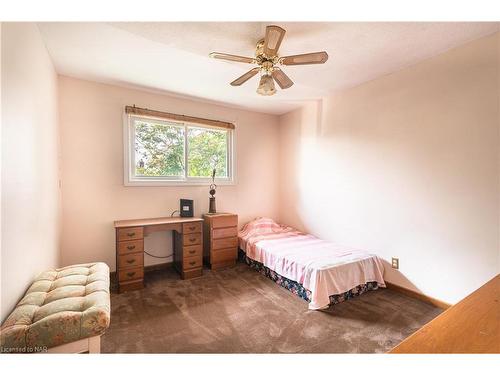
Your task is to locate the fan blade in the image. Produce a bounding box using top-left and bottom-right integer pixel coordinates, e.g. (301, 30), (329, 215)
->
(209, 52), (255, 64)
(272, 68), (294, 89)
(230, 68), (260, 86)
(281, 51), (328, 65)
(263, 25), (286, 57)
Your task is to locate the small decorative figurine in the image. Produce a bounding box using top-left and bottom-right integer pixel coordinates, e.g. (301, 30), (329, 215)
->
(209, 168), (217, 214)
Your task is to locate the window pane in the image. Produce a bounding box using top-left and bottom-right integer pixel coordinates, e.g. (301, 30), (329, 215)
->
(134, 120), (185, 177)
(187, 127), (228, 178)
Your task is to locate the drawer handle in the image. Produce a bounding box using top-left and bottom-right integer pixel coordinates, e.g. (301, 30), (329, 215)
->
(189, 237), (196, 242)
(189, 250), (196, 254)
(189, 261), (196, 266)
(189, 226), (196, 231)
(127, 232), (136, 237)
(126, 259), (135, 264)
(127, 245), (136, 250)
(126, 271), (136, 277)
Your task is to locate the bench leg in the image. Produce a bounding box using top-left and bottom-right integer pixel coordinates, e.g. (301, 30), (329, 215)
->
(88, 335), (101, 354)
(46, 335), (101, 354)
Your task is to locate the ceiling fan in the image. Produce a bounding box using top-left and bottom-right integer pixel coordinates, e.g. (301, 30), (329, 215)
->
(209, 25), (328, 96)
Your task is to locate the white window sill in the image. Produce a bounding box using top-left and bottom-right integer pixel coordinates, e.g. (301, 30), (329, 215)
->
(124, 179), (236, 187)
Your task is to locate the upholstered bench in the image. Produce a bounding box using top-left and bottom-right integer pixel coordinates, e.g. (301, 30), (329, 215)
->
(0, 262), (110, 353)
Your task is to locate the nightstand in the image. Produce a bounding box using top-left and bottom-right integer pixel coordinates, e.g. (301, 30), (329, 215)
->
(203, 213), (238, 270)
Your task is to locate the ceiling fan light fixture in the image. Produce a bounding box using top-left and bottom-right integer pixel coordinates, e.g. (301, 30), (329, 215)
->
(256, 74), (276, 96)
(209, 25), (328, 96)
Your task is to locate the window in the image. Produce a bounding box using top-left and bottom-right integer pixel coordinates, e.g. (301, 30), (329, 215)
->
(124, 114), (234, 185)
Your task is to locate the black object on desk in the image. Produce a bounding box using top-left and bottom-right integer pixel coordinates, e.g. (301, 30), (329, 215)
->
(180, 199), (193, 217)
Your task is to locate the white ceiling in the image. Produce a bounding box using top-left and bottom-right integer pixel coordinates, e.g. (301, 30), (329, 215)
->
(38, 22), (499, 115)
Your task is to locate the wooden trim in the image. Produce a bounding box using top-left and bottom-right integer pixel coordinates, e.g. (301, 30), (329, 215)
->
(46, 335), (101, 354)
(125, 105), (235, 130)
(386, 282), (451, 310)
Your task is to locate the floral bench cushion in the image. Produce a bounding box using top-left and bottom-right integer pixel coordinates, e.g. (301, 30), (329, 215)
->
(0, 262), (110, 352)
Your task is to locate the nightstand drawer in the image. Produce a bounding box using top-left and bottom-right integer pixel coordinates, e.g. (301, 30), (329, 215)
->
(118, 253), (143, 269)
(184, 233), (201, 246)
(183, 222), (202, 234)
(211, 214), (238, 229)
(211, 247), (237, 263)
(117, 227), (144, 241)
(118, 266), (143, 282)
(213, 226), (237, 239)
(183, 256), (202, 270)
(212, 237), (238, 250)
(183, 244), (202, 259)
(118, 239), (143, 255)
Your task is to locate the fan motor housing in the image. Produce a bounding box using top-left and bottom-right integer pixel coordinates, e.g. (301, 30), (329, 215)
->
(255, 39), (280, 74)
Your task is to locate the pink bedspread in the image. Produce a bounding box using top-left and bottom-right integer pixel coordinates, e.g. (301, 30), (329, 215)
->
(239, 218), (386, 310)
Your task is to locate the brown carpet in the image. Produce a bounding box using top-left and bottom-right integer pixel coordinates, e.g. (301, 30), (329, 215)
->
(102, 262), (442, 353)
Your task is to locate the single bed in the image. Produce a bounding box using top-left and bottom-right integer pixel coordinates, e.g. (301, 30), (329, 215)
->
(238, 217), (386, 310)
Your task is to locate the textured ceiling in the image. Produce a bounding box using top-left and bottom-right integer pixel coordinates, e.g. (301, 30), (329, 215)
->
(38, 22), (499, 115)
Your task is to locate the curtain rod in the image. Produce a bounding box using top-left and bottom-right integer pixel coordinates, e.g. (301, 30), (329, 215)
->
(125, 105), (235, 130)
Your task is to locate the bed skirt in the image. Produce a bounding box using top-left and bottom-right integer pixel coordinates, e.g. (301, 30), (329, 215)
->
(239, 250), (379, 309)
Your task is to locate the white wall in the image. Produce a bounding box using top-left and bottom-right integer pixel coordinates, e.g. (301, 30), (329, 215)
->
(58, 77), (280, 270)
(278, 33), (500, 305)
(1, 23), (61, 322)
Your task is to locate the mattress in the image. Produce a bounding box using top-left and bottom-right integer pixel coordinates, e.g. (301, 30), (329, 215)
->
(239, 218), (386, 310)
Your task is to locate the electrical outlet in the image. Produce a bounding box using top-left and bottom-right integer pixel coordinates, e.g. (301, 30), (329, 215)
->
(391, 257), (399, 269)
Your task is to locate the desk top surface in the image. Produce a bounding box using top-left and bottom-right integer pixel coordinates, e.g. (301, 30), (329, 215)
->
(114, 216), (203, 228)
(390, 275), (499, 353)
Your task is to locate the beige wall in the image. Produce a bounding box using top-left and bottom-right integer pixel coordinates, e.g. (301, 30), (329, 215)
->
(58, 77), (280, 270)
(1, 23), (61, 321)
(278, 33), (500, 305)
(2, 24), (496, 316)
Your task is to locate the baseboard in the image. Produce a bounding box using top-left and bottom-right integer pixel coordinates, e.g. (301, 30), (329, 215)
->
(108, 265), (452, 310)
(385, 282), (451, 310)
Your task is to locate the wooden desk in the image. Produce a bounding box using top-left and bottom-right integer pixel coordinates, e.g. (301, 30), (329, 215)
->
(114, 216), (204, 293)
(390, 275), (499, 353)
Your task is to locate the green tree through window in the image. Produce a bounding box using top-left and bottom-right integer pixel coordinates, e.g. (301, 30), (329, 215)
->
(188, 127), (227, 178)
(135, 121), (185, 177)
(133, 118), (230, 180)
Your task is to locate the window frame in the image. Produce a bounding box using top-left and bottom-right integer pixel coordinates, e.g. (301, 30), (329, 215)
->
(124, 113), (236, 186)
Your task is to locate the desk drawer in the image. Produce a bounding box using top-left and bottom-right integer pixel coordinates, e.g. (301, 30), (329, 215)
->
(183, 244), (202, 259)
(184, 233), (201, 246)
(118, 239), (143, 255)
(212, 226), (237, 239)
(183, 256), (202, 270)
(119, 266), (143, 282)
(183, 222), (202, 234)
(212, 237), (238, 250)
(117, 227), (144, 241)
(118, 253), (144, 269)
